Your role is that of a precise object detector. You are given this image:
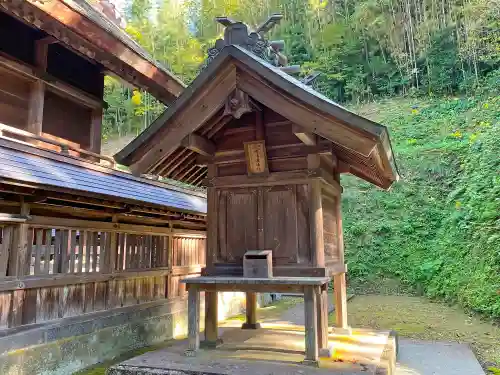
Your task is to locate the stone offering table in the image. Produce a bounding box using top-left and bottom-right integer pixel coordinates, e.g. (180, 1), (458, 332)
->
(182, 276), (330, 365)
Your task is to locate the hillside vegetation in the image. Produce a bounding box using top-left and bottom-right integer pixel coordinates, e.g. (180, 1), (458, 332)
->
(342, 74), (499, 318)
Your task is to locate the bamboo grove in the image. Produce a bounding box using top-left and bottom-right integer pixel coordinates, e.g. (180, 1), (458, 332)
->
(99, 0), (499, 143)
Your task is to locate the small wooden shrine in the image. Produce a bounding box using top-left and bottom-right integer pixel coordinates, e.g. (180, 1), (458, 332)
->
(116, 15), (398, 365)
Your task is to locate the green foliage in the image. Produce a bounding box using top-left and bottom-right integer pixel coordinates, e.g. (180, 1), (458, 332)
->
(343, 71), (500, 317)
(103, 0), (499, 139)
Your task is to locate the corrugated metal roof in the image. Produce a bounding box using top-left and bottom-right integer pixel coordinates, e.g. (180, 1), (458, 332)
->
(0, 145), (207, 214)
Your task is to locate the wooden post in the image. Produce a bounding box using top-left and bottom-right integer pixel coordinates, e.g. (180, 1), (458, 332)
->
(241, 291), (260, 329)
(8, 201), (34, 326)
(90, 107), (103, 154)
(185, 286), (200, 356)
(317, 285), (330, 356)
(334, 273), (348, 329)
(308, 155), (325, 268)
(203, 291), (221, 347)
(334, 193), (348, 330)
(303, 285), (319, 365)
(27, 40), (49, 135)
(205, 164), (217, 269)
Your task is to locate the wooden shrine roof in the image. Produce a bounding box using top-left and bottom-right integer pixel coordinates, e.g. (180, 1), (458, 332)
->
(0, 0), (185, 103)
(0, 138), (206, 215)
(115, 45), (399, 189)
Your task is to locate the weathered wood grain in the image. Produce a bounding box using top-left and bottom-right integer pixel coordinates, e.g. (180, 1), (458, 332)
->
(61, 284), (84, 318)
(304, 285), (318, 362)
(0, 226), (13, 276)
(37, 286), (60, 322)
(0, 291), (12, 328)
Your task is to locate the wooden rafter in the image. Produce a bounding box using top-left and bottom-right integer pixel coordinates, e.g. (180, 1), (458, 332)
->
(181, 134), (215, 157)
(292, 124), (317, 146)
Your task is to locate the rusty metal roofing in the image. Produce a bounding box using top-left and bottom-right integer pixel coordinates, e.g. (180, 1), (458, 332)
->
(0, 140), (206, 214)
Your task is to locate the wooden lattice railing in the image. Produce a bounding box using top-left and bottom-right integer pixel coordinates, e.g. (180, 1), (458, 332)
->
(0, 216), (206, 329)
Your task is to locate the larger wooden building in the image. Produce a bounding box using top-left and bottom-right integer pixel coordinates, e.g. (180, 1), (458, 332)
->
(0, 1), (212, 373)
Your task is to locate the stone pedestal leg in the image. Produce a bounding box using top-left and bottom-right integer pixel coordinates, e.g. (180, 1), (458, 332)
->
(303, 286), (319, 366)
(202, 291), (222, 348)
(242, 292), (261, 329)
(185, 287), (200, 357)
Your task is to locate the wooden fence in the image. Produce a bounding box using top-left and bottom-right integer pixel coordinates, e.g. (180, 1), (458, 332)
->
(0, 216), (205, 329)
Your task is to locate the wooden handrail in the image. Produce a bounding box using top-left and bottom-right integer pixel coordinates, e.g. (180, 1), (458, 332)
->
(0, 123), (116, 167)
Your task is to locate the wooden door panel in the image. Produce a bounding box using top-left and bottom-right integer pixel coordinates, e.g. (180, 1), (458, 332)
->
(263, 186), (298, 265)
(218, 188), (258, 263)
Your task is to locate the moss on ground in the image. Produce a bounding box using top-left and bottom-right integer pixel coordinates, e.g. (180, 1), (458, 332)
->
(75, 342), (174, 375)
(328, 295), (500, 372)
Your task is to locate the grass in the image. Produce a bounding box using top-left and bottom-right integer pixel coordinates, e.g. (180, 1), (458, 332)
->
(328, 295), (500, 372)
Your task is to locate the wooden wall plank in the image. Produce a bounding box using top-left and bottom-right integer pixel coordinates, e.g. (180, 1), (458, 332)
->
(84, 282), (95, 313)
(94, 281), (107, 311)
(0, 291), (12, 328)
(37, 287), (60, 322)
(61, 284), (84, 318)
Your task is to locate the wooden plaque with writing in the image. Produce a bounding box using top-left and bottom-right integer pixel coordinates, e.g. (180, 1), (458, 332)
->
(244, 140), (269, 176)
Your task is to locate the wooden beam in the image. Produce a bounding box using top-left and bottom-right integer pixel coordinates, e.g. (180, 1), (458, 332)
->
(0, 54), (102, 109)
(293, 124), (316, 146)
(203, 170), (340, 189)
(197, 142), (332, 166)
(0, 213), (30, 223)
(181, 134), (215, 157)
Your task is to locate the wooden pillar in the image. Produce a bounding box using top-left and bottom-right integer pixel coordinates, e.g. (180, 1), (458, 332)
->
(90, 107), (103, 154)
(185, 286), (200, 356)
(203, 291), (221, 347)
(7, 201), (34, 326)
(308, 155), (324, 268)
(303, 285), (319, 365)
(334, 192), (348, 330)
(27, 40), (49, 135)
(242, 292), (260, 329)
(317, 285), (330, 356)
(205, 164), (217, 269)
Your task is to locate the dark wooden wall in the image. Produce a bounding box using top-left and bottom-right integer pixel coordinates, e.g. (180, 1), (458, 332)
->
(42, 91), (92, 149)
(0, 67), (31, 128)
(0, 9), (104, 153)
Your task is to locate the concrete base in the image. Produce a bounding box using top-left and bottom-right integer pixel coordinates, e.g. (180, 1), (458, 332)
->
(319, 345), (334, 358)
(109, 324), (395, 375)
(241, 322), (261, 330)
